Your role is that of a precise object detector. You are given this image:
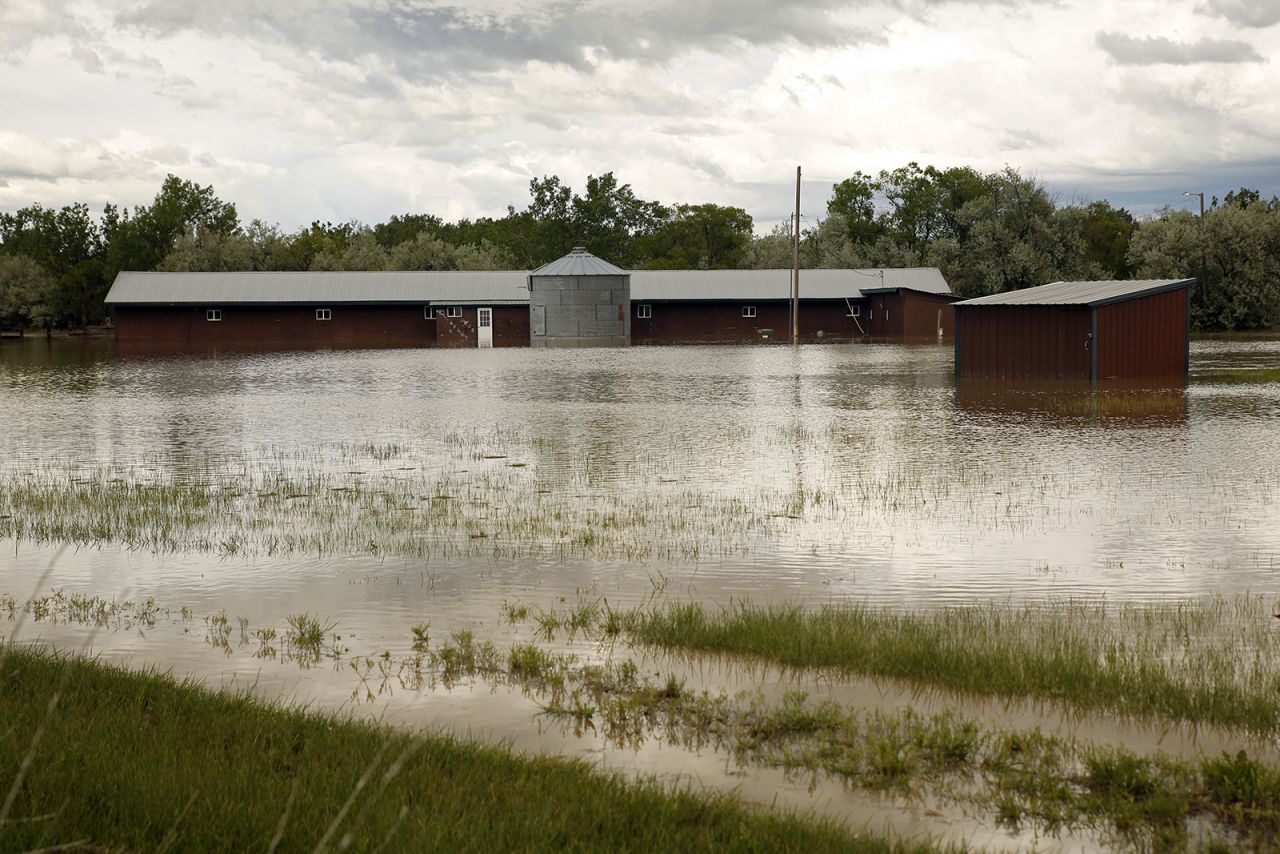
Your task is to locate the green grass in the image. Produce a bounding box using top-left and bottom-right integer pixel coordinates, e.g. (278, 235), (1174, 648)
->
(0, 644), (940, 853)
(599, 597), (1280, 737)
(1200, 367), (1280, 384)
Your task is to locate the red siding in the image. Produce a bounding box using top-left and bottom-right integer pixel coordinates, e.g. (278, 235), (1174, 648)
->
(1095, 288), (1188, 379)
(114, 306), (436, 351)
(956, 305), (1093, 380)
(632, 301), (866, 344)
(433, 306), (529, 348)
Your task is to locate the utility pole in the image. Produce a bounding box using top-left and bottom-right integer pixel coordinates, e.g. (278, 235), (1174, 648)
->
(792, 165), (801, 345)
(1183, 191), (1206, 294)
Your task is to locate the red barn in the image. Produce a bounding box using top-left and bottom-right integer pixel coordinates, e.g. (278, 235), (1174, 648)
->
(954, 279), (1195, 382)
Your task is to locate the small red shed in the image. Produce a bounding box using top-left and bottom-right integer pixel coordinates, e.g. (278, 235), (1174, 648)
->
(954, 279), (1195, 382)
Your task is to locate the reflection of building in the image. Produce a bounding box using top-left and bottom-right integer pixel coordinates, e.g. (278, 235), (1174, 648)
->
(105, 248), (956, 352)
(954, 279), (1195, 382)
(955, 378), (1189, 426)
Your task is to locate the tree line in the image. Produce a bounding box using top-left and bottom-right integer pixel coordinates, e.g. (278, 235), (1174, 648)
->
(1, 167), (1277, 333)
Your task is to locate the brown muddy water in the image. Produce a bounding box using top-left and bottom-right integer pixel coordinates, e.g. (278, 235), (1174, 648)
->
(2, 336), (1280, 850)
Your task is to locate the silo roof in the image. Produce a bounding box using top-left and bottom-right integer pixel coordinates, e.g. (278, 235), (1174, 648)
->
(956, 279), (1194, 308)
(529, 247), (628, 277)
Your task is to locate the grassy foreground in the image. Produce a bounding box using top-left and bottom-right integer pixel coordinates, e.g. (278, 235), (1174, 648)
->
(0, 645), (936, 853)
(605, 597), (1280, 736)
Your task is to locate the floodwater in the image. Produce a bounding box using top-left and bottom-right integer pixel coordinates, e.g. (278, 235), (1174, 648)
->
(3, 336), (1280, 849)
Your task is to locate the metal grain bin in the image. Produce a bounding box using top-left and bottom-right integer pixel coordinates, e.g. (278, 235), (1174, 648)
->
(528, 247), (630, 348)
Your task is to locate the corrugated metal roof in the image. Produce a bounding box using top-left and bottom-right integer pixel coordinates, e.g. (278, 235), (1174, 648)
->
(529, 247), (628, 277)
(630, 267), (950, 301)
(956, 279), (1194, 307)
(105, 266), (953, 306)
(105, 270), (531, 306)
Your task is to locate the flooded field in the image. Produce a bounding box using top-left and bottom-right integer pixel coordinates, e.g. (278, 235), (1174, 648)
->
(3, 336), (1280, 849)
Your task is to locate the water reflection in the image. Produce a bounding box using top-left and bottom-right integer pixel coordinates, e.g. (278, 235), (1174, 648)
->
(955, 378), (1189, 426)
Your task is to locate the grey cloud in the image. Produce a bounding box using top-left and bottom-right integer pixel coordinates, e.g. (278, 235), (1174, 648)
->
(71, 45), (105, 73)
(0, 0), (91, 61)
(526, 112), (570, 131)
(115, 0), (879, 84)
(363, 72), (403, 100)
(1096, 32), (1264, 65)
(1197, 0), (1280, 29)
(1000, 128), (1049, 151)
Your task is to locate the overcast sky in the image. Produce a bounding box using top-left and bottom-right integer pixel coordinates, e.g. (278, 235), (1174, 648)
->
(1, 0), (1277, 233)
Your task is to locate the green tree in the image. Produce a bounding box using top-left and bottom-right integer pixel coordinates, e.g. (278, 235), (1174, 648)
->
(105, 175), (238, 280)
(0, 203), (106, 326)
(827, 172), (879, 245)
(1129, 202), (1280, 330)
(1059, 201), (1135, 279)
(0, 254), (56, 333)
(642, 204), (753, 269)
(944, 169), (1097, 297)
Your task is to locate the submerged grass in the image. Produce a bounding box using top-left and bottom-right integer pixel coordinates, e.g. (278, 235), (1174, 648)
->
(545, 596), (1280, 738)
(1201, 367), (1280, 384)
(0, 644), (937, 853)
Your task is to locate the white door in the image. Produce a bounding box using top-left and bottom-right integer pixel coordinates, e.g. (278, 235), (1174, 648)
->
(477, 307), (493, 348)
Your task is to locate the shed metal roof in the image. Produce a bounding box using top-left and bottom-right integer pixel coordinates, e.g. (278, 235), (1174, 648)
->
(105, 270), (531, 306)
(630, 267), (950, 301)
(105, 266), (953, 306)
(955, 279), (1194, 308)
(530, 247), (627, 277)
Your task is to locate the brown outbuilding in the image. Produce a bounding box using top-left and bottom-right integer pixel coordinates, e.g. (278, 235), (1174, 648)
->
(953, 279), (1195, 382)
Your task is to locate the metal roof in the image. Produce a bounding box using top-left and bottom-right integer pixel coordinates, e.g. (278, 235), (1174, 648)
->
(530, 247), (627, 277)
(955, 279), (1195, 308)
(630, 267), (950, 301)
(105, 270), (531, 306)
(105, 266), (953, 306)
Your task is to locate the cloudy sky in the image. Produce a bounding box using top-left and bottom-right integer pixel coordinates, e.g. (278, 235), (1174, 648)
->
(1, 0), (1277, 233)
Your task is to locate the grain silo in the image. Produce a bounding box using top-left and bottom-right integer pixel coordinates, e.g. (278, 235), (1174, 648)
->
(528, 247), (630, 347)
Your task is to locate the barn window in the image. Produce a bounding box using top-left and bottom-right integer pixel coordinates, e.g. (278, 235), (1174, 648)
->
(424, 306), (435, 320)
(847, 305), (860, 317)
(445, 306), (463, 318)
(741, 305), (757, 318)
(636, 304), (652, 319)
(316, 308), (332, 321)
(206, 309), (222, 322)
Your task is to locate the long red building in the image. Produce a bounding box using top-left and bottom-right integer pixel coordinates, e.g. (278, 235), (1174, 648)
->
(104, 262), (956, 352)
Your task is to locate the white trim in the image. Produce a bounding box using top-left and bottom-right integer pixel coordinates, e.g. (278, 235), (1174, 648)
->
(445, 306), (463, 318)
(316, 308), (332, 321)
(741, 305), (757, 318)
(636, 304), (652, 319)
(206, 309), (222, 321)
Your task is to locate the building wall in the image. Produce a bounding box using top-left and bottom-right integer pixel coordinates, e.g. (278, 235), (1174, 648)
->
(1095, 287), (1189, 379)
(863, 293), (903, 338)
(432, 306), (529, 348)
(112, 305), (437, 350)
(955, 304), (1093, 380)
(530, 274), (630, 347)
(863, 291), (956, 341)
(631, 300), (868, 344)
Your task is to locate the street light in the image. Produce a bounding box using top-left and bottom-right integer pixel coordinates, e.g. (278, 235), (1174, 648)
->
(1183, 191), (1207, 294)
(1182, 191), (1204, 218)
